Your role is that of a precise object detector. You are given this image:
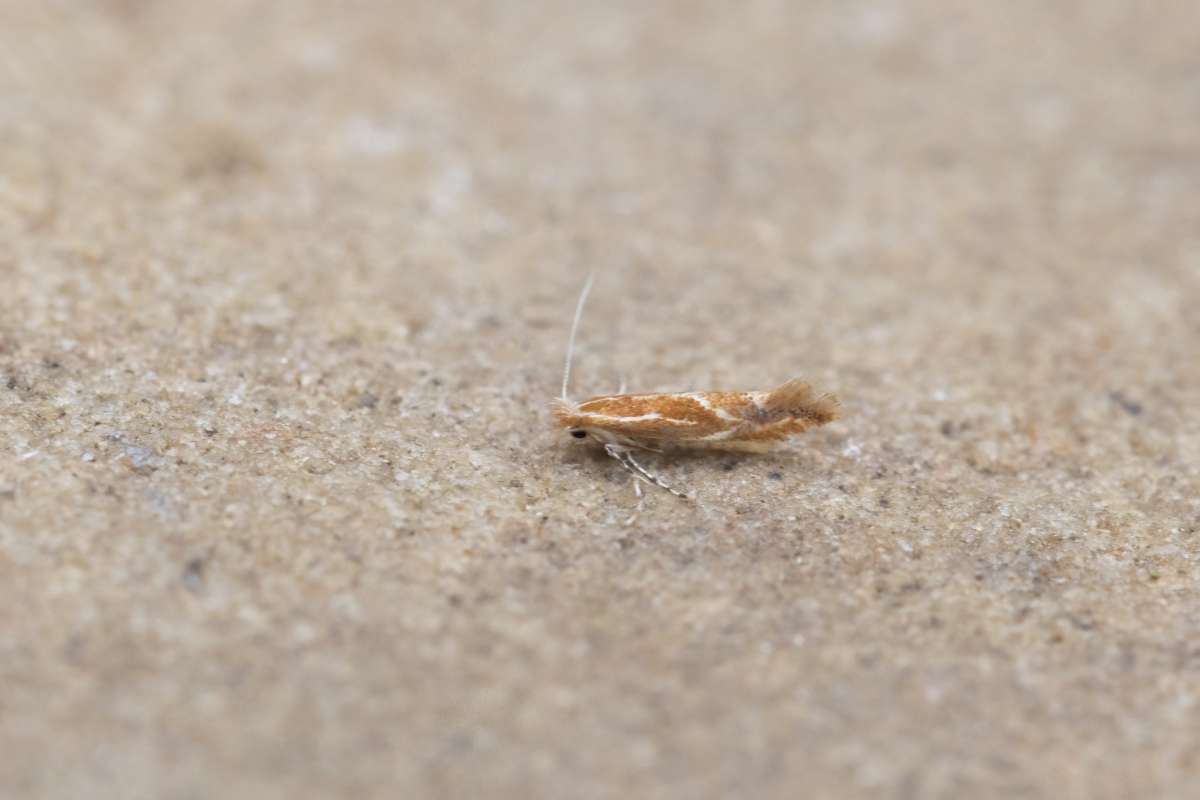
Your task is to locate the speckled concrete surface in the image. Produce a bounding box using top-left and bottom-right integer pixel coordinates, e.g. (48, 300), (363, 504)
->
(2, 2), (1200, 798)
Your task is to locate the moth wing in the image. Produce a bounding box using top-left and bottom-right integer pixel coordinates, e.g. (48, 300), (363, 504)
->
(691, 439), (774, 453)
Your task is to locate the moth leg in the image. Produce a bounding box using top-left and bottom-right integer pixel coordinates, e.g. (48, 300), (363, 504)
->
(616, 372), (628, 395)
(607, 445), (687, 500)
(625, 450), (688, 499)
(624, 478), (644, 526)
(604, 443), (646, 492)
(601, 445), (658, 521)
(604, 443), (636, 481)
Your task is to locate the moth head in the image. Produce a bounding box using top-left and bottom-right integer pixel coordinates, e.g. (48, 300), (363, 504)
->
(564, 422), (626, 447)
(553, 400), (589, 442)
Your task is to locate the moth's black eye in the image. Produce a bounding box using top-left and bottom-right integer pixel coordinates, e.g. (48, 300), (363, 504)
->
(571, 430), (587, 439)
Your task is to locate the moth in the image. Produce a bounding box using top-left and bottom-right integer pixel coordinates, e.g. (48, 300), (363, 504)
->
(552, 274), (840, 500)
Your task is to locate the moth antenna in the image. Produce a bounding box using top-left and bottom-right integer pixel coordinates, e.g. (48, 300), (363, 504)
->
(561, 272), (595, 401)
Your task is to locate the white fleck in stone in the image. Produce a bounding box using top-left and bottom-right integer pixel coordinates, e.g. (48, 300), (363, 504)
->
(298, 39), (339, 70)
(430, 163), (472, 214)
(291, 622), (318, 644)
(342, 115), (405, 157)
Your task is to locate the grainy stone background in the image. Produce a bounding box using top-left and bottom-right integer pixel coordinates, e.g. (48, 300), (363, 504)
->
(2, 2), (1199, 798)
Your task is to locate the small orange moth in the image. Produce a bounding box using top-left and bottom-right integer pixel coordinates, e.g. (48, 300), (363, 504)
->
(552, 274), (840, 500)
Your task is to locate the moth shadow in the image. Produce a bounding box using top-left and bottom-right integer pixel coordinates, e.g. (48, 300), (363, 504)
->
(564, 444), (809, 478)
(664, 449), (799, 477)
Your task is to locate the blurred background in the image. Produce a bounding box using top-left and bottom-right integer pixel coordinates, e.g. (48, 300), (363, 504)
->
(2, 2), (1198, 798)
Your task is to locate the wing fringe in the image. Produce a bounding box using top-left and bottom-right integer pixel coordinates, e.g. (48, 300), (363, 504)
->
(765, 378), (840, 424)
